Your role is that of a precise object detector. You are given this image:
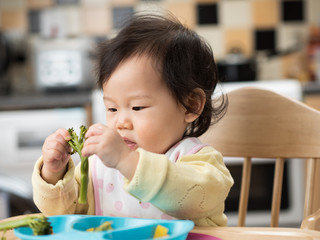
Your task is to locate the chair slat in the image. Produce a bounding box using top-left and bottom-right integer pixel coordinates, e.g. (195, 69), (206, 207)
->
(271, 158), (285, 227)
(238, 157), (252, 227)
(304, 158), (316, 217)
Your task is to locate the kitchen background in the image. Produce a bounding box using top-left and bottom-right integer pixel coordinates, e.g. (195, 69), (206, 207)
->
(0, 0), (319, 91)
(0, 0), (320, 227)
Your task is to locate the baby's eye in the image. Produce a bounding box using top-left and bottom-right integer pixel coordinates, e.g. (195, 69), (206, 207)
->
(107, 108), (117, 112)
(132, 106), (145, 111)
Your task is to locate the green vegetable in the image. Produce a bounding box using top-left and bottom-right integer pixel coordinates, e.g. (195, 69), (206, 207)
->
(68, 125), (89, 204)
(0, 215), (52, 239)
(86, 221), (113, 232)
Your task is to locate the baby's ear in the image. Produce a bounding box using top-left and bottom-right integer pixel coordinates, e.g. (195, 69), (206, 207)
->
(184, 88), (206, 123)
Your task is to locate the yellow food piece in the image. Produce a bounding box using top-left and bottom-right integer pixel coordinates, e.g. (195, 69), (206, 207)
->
(86, 221), (112, 232)
(153, 225), (169, 238)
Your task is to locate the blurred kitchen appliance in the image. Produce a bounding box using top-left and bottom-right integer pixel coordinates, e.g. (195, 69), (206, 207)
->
(0, 32), (11, 95)
(224, 157), (304, 227)
(32, 38), (94, 91)
(217, 48), (257, 82)
(0, 192), (8, 219)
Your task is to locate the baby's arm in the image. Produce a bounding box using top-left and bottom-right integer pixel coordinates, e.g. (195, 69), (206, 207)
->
(32, 128), (95, 215)
(32, 156), (95, 215)
(124, 147), (234, 226)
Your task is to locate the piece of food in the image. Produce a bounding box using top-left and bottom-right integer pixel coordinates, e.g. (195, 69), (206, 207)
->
(153, 225), (169, 238)
(86, 221), (113, 232)
(0, 215), (52, 238)
(68, 125), (89, 204)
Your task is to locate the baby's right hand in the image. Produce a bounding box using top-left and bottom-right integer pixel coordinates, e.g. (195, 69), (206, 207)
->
(41, 128), (71, 184)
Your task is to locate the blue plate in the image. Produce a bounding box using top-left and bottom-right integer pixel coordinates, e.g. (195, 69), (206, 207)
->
(14, 215), (194, 240)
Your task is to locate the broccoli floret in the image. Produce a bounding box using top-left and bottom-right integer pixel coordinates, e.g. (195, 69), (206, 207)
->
(0, 215), (52, 239)
(68, 125), (89, 204)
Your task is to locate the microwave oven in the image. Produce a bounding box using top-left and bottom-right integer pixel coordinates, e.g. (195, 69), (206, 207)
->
(31, 38), (94, 91)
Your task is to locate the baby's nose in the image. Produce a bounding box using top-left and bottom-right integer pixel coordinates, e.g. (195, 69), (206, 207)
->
(116, 114), (133, 130)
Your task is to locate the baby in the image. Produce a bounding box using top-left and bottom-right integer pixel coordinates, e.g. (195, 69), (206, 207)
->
(32, 13), (234, 227)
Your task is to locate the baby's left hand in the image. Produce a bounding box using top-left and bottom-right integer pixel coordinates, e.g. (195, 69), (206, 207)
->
(82, 123), (139, 180)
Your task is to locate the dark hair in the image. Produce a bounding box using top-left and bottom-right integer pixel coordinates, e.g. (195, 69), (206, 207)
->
(95, 13), (227, 137)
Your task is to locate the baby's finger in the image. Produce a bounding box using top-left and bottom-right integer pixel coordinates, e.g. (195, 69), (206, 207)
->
(43, 148), (63, 162)
(43, 149), (69, 173)
(56, 128), (71, 141)
(55, 131), (72, 152)
(81, 142), (97, 157)
(85, 123), (106, 138)
(43, 138), (68, 156)
(83, 135), (101, 146)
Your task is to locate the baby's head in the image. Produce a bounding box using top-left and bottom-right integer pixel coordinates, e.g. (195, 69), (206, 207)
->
(96, 13), (227, 138)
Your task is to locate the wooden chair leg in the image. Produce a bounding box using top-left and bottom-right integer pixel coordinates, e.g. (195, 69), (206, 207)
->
(238, 157), (252, 227)
(271, 158), (285, 227)
(304, 158), (316, 218)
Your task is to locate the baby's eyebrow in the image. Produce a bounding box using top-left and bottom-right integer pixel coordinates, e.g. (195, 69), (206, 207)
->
(128, 94), (153, 100)
(103, 95), (112, 100)
(103, 95), (152, 101)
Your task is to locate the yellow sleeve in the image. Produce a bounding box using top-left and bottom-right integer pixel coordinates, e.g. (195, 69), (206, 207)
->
(32, 156), (95, 216)
(124, 146), (234, 227)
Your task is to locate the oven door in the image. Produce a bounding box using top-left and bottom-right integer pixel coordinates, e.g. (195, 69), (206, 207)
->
(224, 157), (305, 227)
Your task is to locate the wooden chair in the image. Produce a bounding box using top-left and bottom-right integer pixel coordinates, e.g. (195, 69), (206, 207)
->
(199, 87), (320, 229)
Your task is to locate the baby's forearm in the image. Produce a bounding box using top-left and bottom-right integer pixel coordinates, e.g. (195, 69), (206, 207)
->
(116, 151), (139, 181)
(33, 157), (91, 216)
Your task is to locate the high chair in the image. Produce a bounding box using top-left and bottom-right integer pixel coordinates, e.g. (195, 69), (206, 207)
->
(199, 87), (320, 231)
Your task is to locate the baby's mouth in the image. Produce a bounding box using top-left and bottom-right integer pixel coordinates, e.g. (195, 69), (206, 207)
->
(123, 138), (137, 150)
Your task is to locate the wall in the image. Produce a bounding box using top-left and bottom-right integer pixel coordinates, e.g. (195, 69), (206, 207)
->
(0, 0), (319, 86)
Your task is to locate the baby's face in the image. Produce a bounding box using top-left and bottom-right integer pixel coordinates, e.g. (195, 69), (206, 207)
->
(102, 55), (188, 154)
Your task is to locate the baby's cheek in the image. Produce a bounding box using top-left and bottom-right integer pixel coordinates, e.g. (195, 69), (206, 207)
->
(137, 131), (169, 154)
(105, 119), (115, 129)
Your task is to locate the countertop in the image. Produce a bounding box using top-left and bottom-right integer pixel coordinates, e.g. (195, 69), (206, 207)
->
(220, 79), (303, 101)
(1, 80), (320, 112)
(0, 89), (92, 111)
(302, 81), (320, 95)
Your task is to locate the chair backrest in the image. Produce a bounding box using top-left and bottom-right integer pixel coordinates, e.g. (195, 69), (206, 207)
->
(199, 87), (320, 228)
